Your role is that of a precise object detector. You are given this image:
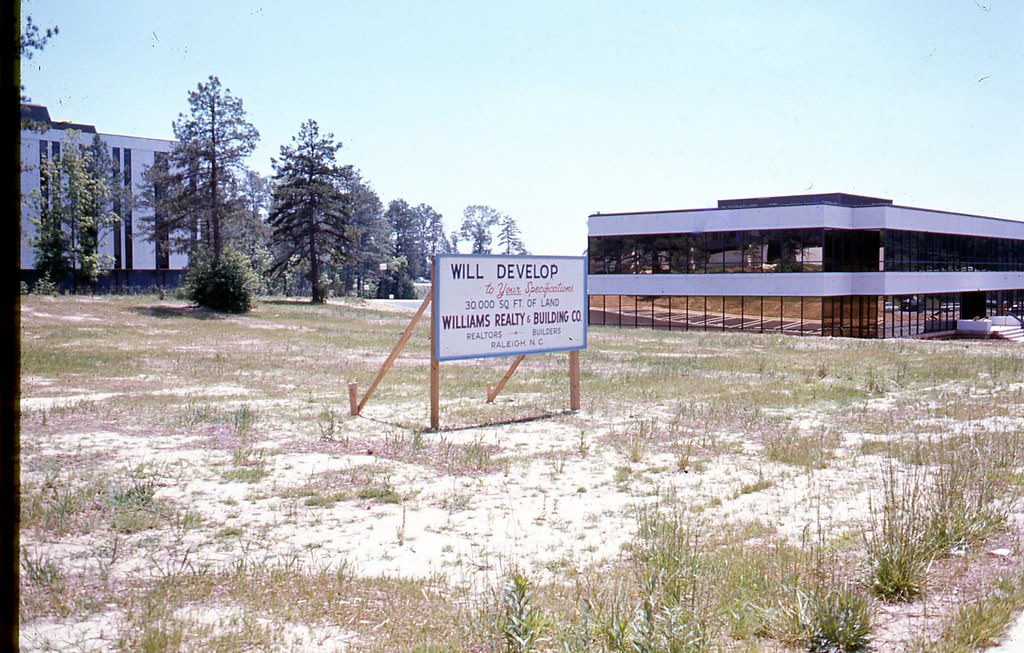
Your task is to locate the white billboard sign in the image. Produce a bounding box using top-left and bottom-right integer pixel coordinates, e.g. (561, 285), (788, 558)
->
(434, 255), (587, 362)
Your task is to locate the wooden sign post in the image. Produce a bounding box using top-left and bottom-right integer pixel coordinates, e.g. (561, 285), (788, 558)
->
(352, 254), (587, 430)
(430, 270), (440, 430)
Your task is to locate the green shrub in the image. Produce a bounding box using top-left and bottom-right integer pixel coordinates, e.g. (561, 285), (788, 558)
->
(183, 249), (258, 313)
(33, 275), (58, 296)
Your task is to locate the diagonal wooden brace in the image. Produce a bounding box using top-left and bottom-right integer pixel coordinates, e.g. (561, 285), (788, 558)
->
(351, 293), (432, 416)
(486, 354), (526, 403)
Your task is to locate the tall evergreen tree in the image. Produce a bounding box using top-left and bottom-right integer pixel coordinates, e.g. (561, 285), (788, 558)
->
(145, 76), (259, 262)
(497, 213), (528, 255)
(267, 119), (351, 304)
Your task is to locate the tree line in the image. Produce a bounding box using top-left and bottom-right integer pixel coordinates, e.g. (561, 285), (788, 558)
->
(28, 75), (530, 309)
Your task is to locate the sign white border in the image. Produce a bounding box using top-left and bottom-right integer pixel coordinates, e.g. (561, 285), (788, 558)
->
(433, 254), (587, 362)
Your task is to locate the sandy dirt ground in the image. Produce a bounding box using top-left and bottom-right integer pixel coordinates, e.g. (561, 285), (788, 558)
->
(18, 298), (1024, 651)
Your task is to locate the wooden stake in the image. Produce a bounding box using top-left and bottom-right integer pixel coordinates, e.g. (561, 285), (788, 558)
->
(355, 293), (431, 416)
(487, 354), (526, 403)
(348, 382), (359, 416)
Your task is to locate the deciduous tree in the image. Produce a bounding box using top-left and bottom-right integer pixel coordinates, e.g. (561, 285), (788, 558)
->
(340, 173), (388, 296)
(417, 203), (450, 273)
(229, 169), (273, 289)
(384, 200), (450, 279)
(458, 205), (503, 254)
(20, 16), (58, 108)
(28, 132), (119, 290)
(385, 199), (422, 278)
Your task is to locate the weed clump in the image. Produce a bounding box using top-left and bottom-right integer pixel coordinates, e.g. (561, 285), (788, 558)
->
(499, 573), (551, 652)
(865, 464), (932, 602)
(806, 584), (874, 653)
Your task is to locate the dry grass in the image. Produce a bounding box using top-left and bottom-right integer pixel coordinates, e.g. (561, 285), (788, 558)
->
(18, 293), (1024, 651)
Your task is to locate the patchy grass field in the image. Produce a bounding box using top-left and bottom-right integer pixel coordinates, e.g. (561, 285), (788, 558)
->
(18, 294), (1024, 652)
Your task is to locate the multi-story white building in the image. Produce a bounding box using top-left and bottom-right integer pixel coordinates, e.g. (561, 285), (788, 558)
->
(588, 193), (1024, 338)
(20, 104), (186, 290)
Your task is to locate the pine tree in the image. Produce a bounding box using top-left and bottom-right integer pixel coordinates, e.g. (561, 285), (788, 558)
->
(497, 214), (528, 255)
(268, 119), (351, 304)
(145, 76), (259, 262)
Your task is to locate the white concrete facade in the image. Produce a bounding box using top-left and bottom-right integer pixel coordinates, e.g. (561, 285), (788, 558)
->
(588, 195), (1024, 299)
(588, 202), (1024, 242)
(20, 105), (186, 286)
(589, 270), (1024, 299)
(587, 193), (1024, 337)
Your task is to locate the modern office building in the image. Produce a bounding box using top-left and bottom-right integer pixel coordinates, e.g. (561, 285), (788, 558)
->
(20, 104), (186, 290)
(587, 193), (1024, 338)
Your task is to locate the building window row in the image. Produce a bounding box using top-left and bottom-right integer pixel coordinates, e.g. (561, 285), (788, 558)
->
(588, 229), (823, 274)
(588, 229), (1024, 275)
(588, 290), (1023, 339)
(884, 230), (1024, 272)
(110, 146), (134, 270)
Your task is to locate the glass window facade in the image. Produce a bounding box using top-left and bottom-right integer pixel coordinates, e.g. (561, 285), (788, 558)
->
(153, 152), (170, 270)
(588, 227), (1024, 338)
(883, 230), (1024, 272)
(589, 295), (828, 335)
(589, 229), (1024, 275)
(589, 291), (1023, 339)
(111, 147), (122, 269)
(123, 149), (133, 270)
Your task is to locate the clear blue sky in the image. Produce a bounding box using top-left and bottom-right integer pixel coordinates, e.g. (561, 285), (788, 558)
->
(21, 0), (1024, 254)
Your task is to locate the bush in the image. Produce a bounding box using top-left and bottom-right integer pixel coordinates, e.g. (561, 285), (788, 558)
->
(183, 249), (258, 313)
(32, 275), (58, 296)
